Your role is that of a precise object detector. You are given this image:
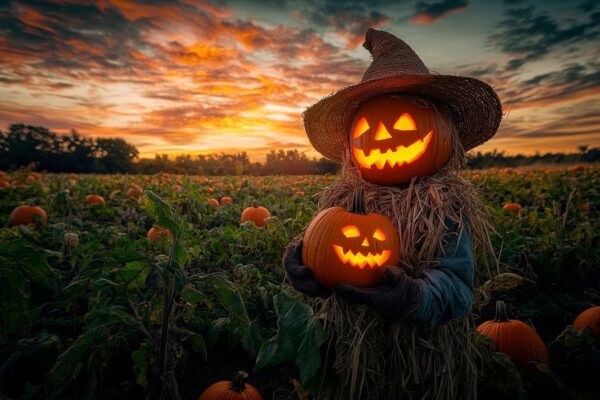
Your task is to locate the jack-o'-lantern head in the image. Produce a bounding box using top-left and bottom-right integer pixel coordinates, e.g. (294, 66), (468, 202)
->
(349, 95), (453, 186)
(302, 188), (400, 288)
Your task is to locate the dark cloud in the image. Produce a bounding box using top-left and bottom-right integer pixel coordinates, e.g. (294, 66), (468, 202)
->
(410, 0), (468, 24)
(295, 0), (392, 47)
(489, 5), (600, 69)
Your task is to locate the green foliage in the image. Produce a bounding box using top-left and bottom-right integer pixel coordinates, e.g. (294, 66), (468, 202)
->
(255, 292), (327, 387)
(0, 168), (597, 399)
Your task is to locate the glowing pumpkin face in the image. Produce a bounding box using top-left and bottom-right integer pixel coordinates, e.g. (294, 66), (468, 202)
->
(302, 189), (400, 288)
(350, 95), (453, 186)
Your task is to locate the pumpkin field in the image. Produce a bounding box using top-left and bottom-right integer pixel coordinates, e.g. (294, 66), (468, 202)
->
(0, 166), (598, 400)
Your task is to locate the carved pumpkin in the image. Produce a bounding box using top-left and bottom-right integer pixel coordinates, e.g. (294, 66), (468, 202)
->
(199, 371), (261, 400)
(9, 205), (48, 227)
(240, 205), (271, 227)
(302, 188), (400, 288)
(477, 301), (548, 368)
(86, 194), (105, 205)
(573, 305), (600, 342)
(350, 95), (453, 186)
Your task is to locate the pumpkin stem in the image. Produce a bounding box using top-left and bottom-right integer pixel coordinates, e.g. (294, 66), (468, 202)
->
(494, 300), (509, 322)
(251, 199), (258, 208)
(349, 188), (367, 215)
(230, 371), (249, 392)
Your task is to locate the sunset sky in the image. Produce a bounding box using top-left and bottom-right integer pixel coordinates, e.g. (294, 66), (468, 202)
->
(0, 0), (598, 161)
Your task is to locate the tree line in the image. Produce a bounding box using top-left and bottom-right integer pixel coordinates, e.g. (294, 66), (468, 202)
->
(1, 124), (597, 174)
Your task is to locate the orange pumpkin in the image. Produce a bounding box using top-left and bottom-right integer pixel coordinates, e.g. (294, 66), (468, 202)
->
(350, 95), (453, 186)
(573, 305), (600, 341)
(221, 196), (232, 205)
(477, 301), (548, 368)
(208, 198), (220, 208)
(240, 204), (271, 227)
(127, 185), (144, 199)
(502, 203), (521, 214)
(199, 371), (261, 400)
(147, 226), (173, 242)
(0, 180), (10, 188)
(86, 194), (105, 205)
(302, 188), (400, 288)
(9, 205), (48, 227)
(206, 187), (214, 194)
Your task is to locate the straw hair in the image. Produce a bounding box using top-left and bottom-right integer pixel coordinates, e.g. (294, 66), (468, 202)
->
(303, 28), (502, 163)
(301, 97), (495, 399)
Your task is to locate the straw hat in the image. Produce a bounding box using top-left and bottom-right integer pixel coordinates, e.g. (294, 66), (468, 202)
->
(303, 28), (502, 163)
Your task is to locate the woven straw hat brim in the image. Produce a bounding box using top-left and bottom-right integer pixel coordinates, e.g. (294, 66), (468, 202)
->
(303, 74), (502, 163)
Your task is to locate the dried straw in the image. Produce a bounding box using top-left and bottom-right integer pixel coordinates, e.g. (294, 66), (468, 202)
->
(306, 98), (495, 400)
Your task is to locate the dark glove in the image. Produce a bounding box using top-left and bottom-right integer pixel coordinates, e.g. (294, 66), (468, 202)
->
(282, 240), (332, 298)
(335, 266), (422, 321)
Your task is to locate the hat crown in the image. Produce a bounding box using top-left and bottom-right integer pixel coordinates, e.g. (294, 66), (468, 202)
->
(361, 28), (429, 82)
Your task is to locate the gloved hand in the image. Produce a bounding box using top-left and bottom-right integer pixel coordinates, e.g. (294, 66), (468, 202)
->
(282, 240), (332, 298)
(335, 266), (422, 321)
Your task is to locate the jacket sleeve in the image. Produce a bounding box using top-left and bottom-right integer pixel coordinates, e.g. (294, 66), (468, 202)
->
(414, 224), (475, 327)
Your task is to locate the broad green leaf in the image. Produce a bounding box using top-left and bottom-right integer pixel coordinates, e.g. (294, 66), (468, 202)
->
(116, 261), (149, 289)
(296, 318), (327, 384)
(142, 190), (180, 237)
(255, 292), (319, 375)
(131, 341), (153, 387)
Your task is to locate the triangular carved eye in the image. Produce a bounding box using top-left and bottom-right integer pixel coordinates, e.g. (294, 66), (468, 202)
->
(393, 113), (417, 131)
(342, 225), (360, 238)
(352, 116), (370, 139)
(374, 121), (392, 141)
(373, 228), (387, 241)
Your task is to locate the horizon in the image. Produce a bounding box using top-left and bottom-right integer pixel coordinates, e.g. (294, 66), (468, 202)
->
(1, 0), (599, 159)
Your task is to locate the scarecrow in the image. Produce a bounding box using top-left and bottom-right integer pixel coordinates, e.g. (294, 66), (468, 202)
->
(283, 29), (502, 400)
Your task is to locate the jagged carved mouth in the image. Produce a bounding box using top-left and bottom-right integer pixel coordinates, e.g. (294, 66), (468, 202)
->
(332, 244), (391, 269)
(352, 130), (433, 169)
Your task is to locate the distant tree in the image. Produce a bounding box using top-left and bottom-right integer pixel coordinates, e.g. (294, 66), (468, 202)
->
(94, 138), (139, 173)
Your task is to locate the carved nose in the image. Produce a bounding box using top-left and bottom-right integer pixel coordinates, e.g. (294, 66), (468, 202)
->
(374, 121), (392, 141)
(361, 237), (370, 247)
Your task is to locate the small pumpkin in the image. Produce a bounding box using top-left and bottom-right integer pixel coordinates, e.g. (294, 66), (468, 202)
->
(502, 203), (521, 214)
(9, 205), (48, 227)
(0, 180), (10, 188)
(477, 301), (548, 368)
(241, 204), (271, 227)
(199, 371), (261, 400)
(302, 188), (400, 288)
(206, 187), (214, 194)
(349, 95), (453, 186)
(147, 226), (173, 242)
(127, 185), (144, 199)
(172, 184), (183, 192)
(208, 198), (220, 208)
(221, 196), (233, 205)
(573, 305), (600, 342)
(86, 194), (105, 205)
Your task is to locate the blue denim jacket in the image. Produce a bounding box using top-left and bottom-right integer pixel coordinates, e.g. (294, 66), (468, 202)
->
(414, 224), (475, 326)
